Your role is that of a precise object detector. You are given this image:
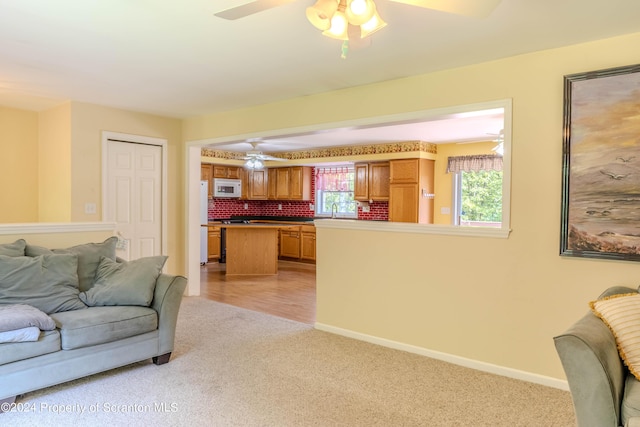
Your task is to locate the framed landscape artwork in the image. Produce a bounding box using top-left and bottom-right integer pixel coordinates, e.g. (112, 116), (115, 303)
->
(561, 64), (640, 261)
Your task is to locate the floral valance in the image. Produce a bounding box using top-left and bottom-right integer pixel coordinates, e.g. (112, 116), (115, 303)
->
(446, 155), (503, 173)
(315, 167), (353, 191)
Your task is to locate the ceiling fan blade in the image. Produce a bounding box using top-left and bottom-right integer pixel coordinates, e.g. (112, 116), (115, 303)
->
(388, 0), (501, 18)
(214, 0), (297, 20)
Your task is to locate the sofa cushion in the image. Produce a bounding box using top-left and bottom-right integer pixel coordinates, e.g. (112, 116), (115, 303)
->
(0, 329), (60, 366)
(0, 254), (87, 314)
(49, 306), (158, 350)
(26, 237), (118, 292)
(79, 255), (167, 307)
(0, 239), (26, 257)
(591, 293), (640, 380)
(0, 304), (56, 332)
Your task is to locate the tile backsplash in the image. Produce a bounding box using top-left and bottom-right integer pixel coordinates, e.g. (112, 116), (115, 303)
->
(209, 198), (388, 220)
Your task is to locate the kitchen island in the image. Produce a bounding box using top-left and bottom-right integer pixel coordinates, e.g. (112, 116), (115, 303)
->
(223, 224), (296, 275)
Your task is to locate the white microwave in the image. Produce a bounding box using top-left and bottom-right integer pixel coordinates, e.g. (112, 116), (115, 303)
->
(213, 178), (242, 198)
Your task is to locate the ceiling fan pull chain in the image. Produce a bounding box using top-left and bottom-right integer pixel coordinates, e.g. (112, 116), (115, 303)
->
(341, 40), (349, 59)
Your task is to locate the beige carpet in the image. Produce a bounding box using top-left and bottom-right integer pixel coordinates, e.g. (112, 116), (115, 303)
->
(2, 297), (576, 426)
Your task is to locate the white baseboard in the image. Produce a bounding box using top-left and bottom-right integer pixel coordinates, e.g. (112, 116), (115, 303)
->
(314, 322), (569, 391)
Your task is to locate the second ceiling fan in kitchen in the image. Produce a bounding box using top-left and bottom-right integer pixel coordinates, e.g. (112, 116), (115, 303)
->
(240, 140), (288, 169)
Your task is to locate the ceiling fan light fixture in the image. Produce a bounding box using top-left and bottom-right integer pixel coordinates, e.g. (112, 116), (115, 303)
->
(306, 0), (339, 30)
(322, 9), (349, 40)
(345, 0), (375, 26)
(359, 9), (386, 38)
(244, 158), (264, 170)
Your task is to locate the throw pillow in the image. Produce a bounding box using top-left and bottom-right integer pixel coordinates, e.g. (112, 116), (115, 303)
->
(590, 293), (640, 380)
(0, 303), (56, 332)
(0, 239), (26, 257)
(26, 236), (118, 292)
(0, 254), (87, 314)
(0, 326), (40, 343)
(79, 255), (167, 307)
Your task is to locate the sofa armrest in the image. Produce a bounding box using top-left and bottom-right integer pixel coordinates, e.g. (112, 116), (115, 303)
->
(554, 286), (635, 427)
(151, 273), (187, 356)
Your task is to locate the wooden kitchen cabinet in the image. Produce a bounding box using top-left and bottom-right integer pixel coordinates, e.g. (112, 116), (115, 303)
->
(268, 168), (278, 200)
(355, 162), (389, 201)
(369, 162), (390, 200)
(201, 163), (213, 198)
(213, 165), (240, 179)
(207, 226), (221, 260)
(271, 166), (312, 201)
(279, 227), (301, 258)
(289, 166), (312, 200)
(354, 163), (369, 200)
(239, 168), (268, 200)
(275, 168), (290, 199)
(389, 159), (434, 223)
(300, 225), (316, 261)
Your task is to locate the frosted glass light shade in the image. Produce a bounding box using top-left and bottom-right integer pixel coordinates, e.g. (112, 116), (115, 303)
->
(322, 10), (349, 40)
(345, 0), (375, 26)
(306, 0), (339, 31)
(360, 9), (387, 38)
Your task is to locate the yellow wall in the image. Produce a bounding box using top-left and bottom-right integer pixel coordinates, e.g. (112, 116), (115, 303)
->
(0, 107), (38, 222)
(433, 141), (496, 225)
(38, 103), (72, 222)
(183, 32), (640, 381)
(0, 102), (185, 276)
(69, 102), (184, 274)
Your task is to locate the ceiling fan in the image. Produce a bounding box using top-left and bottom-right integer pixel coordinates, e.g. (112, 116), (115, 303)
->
(215, 0), (501, 58)
(239, 140), (288, 169)
(214, 0), (501, 21)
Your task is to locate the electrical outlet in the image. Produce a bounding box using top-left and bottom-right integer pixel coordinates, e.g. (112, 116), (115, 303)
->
(84, 203), (96, 214)
(244, 203), (248, 210)
(278, 204), (282, 210)
(309, 204), (314, 210)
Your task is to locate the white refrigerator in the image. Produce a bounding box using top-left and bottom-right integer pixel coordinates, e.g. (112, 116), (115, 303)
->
(200, 181), (209, 264)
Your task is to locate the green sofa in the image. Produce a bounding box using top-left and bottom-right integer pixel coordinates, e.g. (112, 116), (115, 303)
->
(554, 286), (640, 427)
(0, 238), (187, 406)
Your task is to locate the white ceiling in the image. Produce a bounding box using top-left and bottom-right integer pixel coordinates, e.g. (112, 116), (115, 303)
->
(1, 0), (639, 151)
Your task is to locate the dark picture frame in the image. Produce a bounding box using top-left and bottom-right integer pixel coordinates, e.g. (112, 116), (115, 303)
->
(561, 63), (640, 261)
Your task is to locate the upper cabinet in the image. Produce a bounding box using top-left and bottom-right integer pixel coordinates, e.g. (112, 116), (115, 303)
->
(389, 159), (434, 223)
(213, 165), (240, 179)
(237, 166), (312, 201)
(239, 168), (268, 200)
(201, 163), (213, 198)
(354, 162), (390, 202)
(272, 166), (312, 201)
(289, 166), (312, 200)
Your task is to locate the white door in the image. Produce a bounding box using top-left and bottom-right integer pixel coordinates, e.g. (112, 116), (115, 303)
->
(105, 140), (163, 261)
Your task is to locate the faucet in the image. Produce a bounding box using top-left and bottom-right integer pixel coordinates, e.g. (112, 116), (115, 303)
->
(331, 203), (338, 219)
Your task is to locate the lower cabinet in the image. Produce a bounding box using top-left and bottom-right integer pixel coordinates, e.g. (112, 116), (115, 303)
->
(207, 226), (221, 260)
(300, 226), (316, 261)
(279, 227), (301, 258)
(278, 225), (316, 261)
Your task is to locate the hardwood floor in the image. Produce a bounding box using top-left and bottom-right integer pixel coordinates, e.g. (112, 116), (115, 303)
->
(200, 260), (316, 324)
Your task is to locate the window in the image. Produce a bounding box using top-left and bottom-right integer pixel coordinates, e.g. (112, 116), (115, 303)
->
(315, 167), (357, 218)
(449, 155), (503, 228)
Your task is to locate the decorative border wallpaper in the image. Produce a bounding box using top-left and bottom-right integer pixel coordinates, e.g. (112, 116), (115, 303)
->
(201, 141), (437, 161)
